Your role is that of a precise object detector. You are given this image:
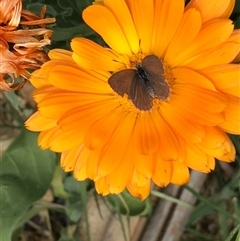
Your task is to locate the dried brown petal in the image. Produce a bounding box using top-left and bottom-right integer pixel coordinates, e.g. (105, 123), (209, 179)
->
(0, 1), (55, 92)
(0, 74), (26, 91)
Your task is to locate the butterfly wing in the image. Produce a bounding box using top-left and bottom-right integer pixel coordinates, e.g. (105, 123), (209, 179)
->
(142, 55), (165, 77)
(108, 67), (154, 110)
(129, 75), (153, 111)
(108, 69), (135, 97)
(142, 55), (170, 100)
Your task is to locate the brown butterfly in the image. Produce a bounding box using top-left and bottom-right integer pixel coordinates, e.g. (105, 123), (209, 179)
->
(108, 55), (170, 111)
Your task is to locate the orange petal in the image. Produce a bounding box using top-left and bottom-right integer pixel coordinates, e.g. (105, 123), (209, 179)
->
(185, 0), (233, 23)
(38, 59), (78, 78)
(173, 67), (216, 91)
(200, 126), (229, 149)
(133, 151), (153, 179)
(228, 29), (240, 44)
(25, 111), (56, 131)
(84, 104), (130, 150)
(172, 84), (228, 113)
(105, 152), (134, 194)
(200, 64), (240, 98)
(38, 126), (58, 149)
(32, 86), (60, 103)
(160, 101), (206, 143)
(185, 42), (240, 69)
(164, 8), (202, 65)
(59, 98), (118, 136)
(61, 145), (84, 172)
(151, 109), (180, 161)
(95, 178), (111, 196)
(48, 65), (111, 93)
(127, 178), (151, 200)
(30, 69), (51, 89)
(67, 145), (100, 182)
(38, 92), (86, 119)
(126, 0), (154, 53)
(152, 153), (173, 187)
(207, 156), (216, 170)
(47, 129), (84, 152)
(71, 37), (126, 71)
(171, 161), (190, 185)
(87, 148), (105, 181)
(151, 0), (184, 57)
(229, 30), (240, 62)
(129, 169), (149, 187)
(132, 112), (159, 154)
(169, 94), (225, 126)
(96, 111), (136, 178)
(220, 0), (236, 19)
(219, 95), (240, 134)
(197, 127), (236, 162)
(74, 161), (88, 181)
(185, 144), (211, 173)
(127, 172), (151, 200)
(83, 4), (132, 55)
(170, 84), (228, 125)
(174, 19), (234, 66)
(48, 49), (73, 62)
(104, 0), (139, 54)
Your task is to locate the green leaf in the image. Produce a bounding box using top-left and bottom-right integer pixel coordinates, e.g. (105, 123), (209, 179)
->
(64, 175), (89, 194)
(52, 166), (71, 199)
(235, 15), (240, 29)
(233, 0), (240, 15)
(107, 190), (152, 216)
(224, 223), (240, 241)
(0, 130), (56, 241)
(76, 0), (93, 10)
(13, 200), (65, 233)
(26, 3), (58, 16)
(52, 25), (95, 42)
(79, 180), (91, 241)
(65, 195), (83, 223)
(63, 176), (89, 223)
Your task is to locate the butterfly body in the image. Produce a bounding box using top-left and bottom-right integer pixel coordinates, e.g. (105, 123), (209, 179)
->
(108, 55), (170, 111)
(135, 63), (155, 98)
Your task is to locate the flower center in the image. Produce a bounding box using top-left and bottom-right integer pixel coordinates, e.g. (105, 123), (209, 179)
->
(108, 54), (170, 111)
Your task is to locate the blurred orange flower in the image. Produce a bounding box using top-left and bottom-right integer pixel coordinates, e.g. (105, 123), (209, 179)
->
(0, 0), (55, 91)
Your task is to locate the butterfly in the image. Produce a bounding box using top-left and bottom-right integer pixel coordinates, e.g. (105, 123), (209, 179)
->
(108, 55), (170, 111)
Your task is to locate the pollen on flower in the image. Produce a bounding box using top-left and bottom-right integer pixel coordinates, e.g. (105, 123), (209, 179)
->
(112, 92), (140, 112)
(163, 63), (176, 87)
(108, 54), (171, 111)
(129, 52), (146, 67)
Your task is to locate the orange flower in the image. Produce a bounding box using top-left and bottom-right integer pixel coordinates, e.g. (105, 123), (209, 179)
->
(0, 0), (55, 91)
(26, 0), (240, 200)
